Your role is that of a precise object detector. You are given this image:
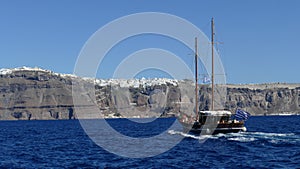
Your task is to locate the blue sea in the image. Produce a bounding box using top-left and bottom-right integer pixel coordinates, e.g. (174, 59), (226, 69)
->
(1, 116), (300, 168)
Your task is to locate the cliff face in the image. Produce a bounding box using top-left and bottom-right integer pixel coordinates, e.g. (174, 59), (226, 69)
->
(225, 84), (300, 115)
(0, 67), (299, 120)
(0, 68), (75, 120)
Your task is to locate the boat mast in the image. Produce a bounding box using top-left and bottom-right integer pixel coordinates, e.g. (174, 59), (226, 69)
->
(211, 18), (215, 111)
(195, 37), (199, 122)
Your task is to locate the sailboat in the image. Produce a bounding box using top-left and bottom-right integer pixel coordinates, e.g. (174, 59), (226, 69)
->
(181, 18), (249, 135)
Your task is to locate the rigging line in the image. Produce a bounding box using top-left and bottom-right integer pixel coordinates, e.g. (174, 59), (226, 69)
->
(198, 53), (208, 75)
(214, 30), (224, 55)
(211, 20), (228, 84)
(211, 21), (224, 56)
(199, 20), (211, 36)
(212, 73), (228, 76)
(186, 53), (195, 79)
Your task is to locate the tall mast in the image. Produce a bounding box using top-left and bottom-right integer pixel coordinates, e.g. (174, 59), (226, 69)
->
(195, 37), (199, 122)
(211, 18), (215, 111)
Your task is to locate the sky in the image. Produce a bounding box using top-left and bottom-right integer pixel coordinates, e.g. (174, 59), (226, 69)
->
(0, 0), (300, 84)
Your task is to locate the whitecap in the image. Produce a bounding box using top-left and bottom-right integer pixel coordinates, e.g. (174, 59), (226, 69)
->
(269, 139), (279, 144)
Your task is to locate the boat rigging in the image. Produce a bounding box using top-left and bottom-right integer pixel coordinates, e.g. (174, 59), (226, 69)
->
(181, 18), (250, 135)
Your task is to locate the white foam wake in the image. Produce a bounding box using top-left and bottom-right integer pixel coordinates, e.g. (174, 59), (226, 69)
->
(167, 130), (214, 140)
(168, 130), (299, 143)
(227, 137), (257, 142)
(247, 132), (295, 137)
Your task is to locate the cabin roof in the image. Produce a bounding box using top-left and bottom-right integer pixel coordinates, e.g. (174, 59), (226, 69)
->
(199, 110), (232, 115)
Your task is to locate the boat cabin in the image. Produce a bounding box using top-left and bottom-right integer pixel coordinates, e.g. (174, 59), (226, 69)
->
(198, 110), (232, 124)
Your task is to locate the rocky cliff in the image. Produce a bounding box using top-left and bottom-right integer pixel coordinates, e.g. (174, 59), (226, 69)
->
(0, 67), (299, 120)
(0, 67), (75, 120)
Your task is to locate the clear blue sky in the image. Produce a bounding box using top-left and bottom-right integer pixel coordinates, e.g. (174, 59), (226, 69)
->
(1, 0), (300, 84)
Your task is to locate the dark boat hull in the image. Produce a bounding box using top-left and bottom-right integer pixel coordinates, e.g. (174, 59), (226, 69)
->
(183, 122), (246, 135)
(189, 127), (246, 135)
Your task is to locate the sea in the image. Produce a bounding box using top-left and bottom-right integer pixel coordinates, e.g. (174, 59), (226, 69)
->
(0, 116), (299, 168)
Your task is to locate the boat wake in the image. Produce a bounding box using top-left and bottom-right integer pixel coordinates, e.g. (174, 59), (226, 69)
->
(167, 130), (214, 140)
(168, 130), (300, 143)
(224, 132), (299, 143)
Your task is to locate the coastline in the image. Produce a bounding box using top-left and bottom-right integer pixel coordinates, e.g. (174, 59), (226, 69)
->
(1, 114), (299, 121)
(1, 67), (300, 120)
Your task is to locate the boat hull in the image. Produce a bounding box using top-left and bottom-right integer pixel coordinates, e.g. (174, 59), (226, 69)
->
(189, 127), (246, 135)
(182, 122), (246, 135)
